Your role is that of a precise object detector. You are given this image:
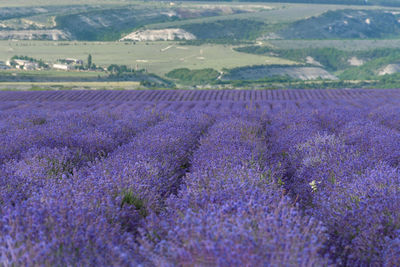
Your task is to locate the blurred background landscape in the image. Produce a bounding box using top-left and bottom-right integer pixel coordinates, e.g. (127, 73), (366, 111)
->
(2, 0), (400, 90)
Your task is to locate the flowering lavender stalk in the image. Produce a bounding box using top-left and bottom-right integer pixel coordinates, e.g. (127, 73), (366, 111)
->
(0, 108), (171, 265)
(140, 113), (329, 266)
(0, 95), (399, 265)
(269, 106), (400, 265)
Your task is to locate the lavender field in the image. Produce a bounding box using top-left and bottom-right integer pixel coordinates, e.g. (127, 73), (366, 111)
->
(1, 89), (400, 266)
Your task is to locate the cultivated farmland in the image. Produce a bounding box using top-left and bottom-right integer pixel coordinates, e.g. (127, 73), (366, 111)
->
(1, 89), (400, 266)
(0, 41), (295, 76)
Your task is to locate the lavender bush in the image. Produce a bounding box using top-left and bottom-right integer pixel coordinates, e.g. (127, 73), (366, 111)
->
(0, 92), (399, 266)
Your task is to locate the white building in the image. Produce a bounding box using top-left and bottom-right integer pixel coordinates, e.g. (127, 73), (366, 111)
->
(10, 59), (39, 70)
(53, 63), (73, 71)
(14, 59), (30, 66)
(23, 62), (39, 70)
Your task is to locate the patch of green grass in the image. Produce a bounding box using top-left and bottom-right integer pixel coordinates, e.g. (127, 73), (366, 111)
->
(31, 117), (47, 125)
(237, 46), (348, 71)
(120, 190), (148, 217)
(29, 85), (48, 90)
(166, 68), (219, 84)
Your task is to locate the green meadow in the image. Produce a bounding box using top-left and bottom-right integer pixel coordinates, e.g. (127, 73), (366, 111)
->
(0, 41), (295, 76)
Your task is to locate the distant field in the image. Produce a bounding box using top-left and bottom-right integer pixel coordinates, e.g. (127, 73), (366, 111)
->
(0, 0), (143, 7)
(0, 41), (295, 76)
(0, 69), (106, 78)
(267, 39), (400, 50)
(0, 81), (140, 90)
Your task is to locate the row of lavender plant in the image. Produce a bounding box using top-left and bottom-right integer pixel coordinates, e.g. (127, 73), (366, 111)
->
(1, 100), (400, 265)
(0, 106), (166, 164)
(270, 106), (400, 266)
(0, 109), (214, 265)
(76, 110), (215, 230)
(139, 111), (329, 266)
(0, 107), (166, 205)
(0, 89), (393, 102)
(0, 107), (165, 264)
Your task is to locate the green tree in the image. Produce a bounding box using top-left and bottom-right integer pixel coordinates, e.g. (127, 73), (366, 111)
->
(87, 54), (92, 70)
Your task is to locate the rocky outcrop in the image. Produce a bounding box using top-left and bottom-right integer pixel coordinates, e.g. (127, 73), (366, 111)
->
(0, 30), (70, 40)
(378, 64), (400, 75)
(120, 28), (196, 41)
(348, 56), (364, 66)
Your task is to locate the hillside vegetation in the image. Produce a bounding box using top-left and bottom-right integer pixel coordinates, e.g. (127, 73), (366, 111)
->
(3, 3), (400, 42)
(279, 9), (400, 39)
(0, 4), (256, 41)
(178, 19), (267, 41)
(175, 0), (400, 8)
(166, 68), (220, 84)
(56, 8), (178, 41)
(237, 46), (400, 71)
